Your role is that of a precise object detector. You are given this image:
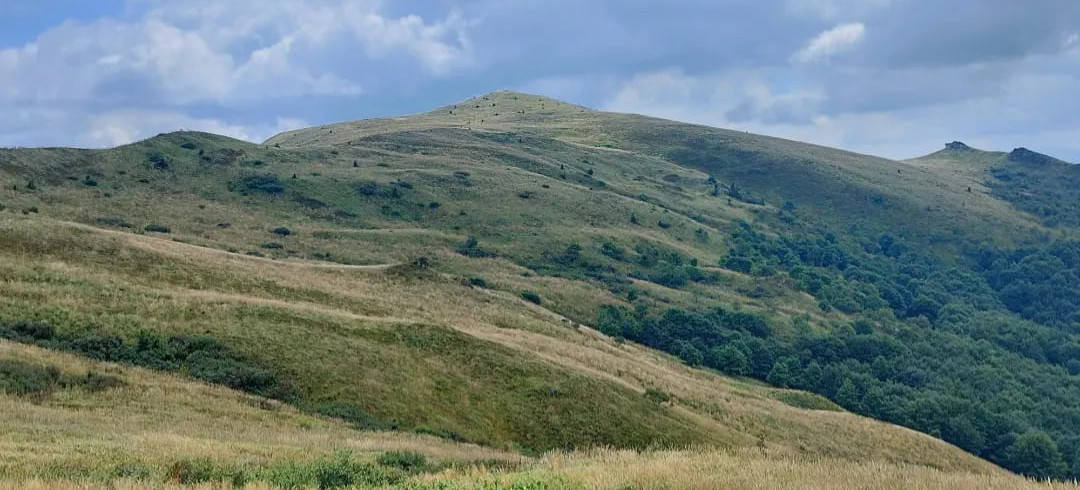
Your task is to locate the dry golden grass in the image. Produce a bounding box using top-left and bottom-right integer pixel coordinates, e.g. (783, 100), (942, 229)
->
(0, 340), (523, 480)
(3, 448), (1075, 490)
(426, 448), (1077, 490)
(0, 214), (996, 478)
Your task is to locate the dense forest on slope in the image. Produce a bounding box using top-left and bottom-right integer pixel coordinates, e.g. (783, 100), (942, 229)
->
(594, 217), (1079, 479)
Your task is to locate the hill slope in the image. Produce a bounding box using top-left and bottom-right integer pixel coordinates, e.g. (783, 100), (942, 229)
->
(1, 91), (1078, 485)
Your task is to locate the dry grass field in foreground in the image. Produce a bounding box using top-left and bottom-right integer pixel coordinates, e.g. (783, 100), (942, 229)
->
(3, 448), (1078, 490)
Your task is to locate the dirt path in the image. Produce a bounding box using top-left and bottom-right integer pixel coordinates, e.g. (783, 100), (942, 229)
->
(60, 219), (400, 271)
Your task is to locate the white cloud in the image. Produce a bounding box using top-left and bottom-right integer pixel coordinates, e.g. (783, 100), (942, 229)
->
(0, 2), (471, 105)
(792, 23), (866, 64)
(594, 58), (1080, 161)
(0, 1), (473, 148)
(83, 110), (311, 147)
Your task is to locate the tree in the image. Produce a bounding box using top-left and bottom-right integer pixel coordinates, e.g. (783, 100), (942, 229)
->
(673, 340), (704, 366)
(835, 377), (860, 410)
(1006, 431), (1067, 480)
(767, 357), (798, 388)
(708, 345), (748, 376)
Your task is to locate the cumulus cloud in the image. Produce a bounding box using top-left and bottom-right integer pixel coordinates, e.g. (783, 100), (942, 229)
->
(0, 1), (472, 146)
(792, 23), (866, 64)
(2, 0), (1079, 162)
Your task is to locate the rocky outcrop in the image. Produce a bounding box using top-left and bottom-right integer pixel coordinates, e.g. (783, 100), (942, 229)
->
(1008, 147), (1055, 165)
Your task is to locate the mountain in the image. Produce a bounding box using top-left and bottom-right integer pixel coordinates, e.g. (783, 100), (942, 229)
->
(0, 91), (1078, 488)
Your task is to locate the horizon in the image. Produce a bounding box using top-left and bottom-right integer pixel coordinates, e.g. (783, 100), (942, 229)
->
(4, 89), (1069, 164)
(1, 1), (1079, 161)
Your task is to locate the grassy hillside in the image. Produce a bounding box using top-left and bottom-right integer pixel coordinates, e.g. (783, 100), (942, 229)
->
(1, 91), (1078, 486)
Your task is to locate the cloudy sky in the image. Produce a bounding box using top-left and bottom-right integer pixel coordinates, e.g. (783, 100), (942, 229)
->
(1, 0), (1078, 161)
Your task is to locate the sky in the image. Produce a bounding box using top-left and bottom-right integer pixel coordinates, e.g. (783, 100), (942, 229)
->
(1, 0), (1078, 161)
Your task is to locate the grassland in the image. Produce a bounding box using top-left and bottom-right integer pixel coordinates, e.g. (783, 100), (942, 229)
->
(1, 91), (1078, 487)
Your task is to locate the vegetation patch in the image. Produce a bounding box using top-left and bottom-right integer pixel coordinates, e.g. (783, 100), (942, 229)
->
(231, 174), (285, 195)
(0, 359), (123, 398)
(0, 322), (294, 400)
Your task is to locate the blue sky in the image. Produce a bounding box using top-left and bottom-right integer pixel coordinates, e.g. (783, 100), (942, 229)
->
(1, 0), (1078, 161)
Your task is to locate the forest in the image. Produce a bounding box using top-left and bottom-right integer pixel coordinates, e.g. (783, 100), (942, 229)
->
(597, 217), (1080, 480)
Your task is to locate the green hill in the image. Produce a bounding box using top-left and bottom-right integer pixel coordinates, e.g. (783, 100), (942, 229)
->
(1, 91), (1079, 487)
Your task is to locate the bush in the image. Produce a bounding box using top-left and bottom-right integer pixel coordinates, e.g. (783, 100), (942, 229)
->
(315, 401), (384, 430)
(376, 450), (429, 473)
(0, 321), (55, 342)
(0, 359), (124, 398)
(168, 458), (220, 484)
(520, 291), (542, 305)
(467, 277), (488, 288)
(355, 181), (379, 196)
(143, 224), (170, 233)
(271, 227), (293, 236)
(456, 236), (494, 258)
(79, 371), (125, 392)
(644, 388), (671, 405)
(0, 359), (62, 396)
(148, 153), (168, 170)
(0, 324), (293, 401)
(231, 174), (284, 195)
(82, 176), (98, 187)
(261, 242), (284, 249)
(96, 217), (133, 228)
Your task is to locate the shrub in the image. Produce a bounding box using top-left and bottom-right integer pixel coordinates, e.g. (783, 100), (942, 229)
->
(0, 359), (124, 398)
(271, 227), (293, 236)
(168, 458), (220, 484)
(456, 236), (494, 258)
(261, 242), (284, 249)
(376, 450), (428, 473)
(600, 242), (627, 261)
(78, 371), (124, 392)
(231, 174), (284, 195)
(148, 153), (168, 170)
(96, 217), (133, 228)
(82, 176), (98, 186)
(0, 359), (62, 396)
(0, 324), (293, 401)
(467, 277), (488, 288)
(0, 321), (56, 342)
(144, 224), (170, 233)
(315, 401), (384, 430)
(109, 462), (154, 481)
(520, 291), (542, 305)
(355, 181), (379, 196)
(644, 388), (670, 405)
(180, 141), (198, 150)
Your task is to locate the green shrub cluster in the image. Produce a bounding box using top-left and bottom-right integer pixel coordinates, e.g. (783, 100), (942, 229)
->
(0, 322), (294, 400)
(0, 359), (123, 398)
(456, 236), (495, 258)
(165, 451), (406, 489)
(231, 174), (285, 195)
